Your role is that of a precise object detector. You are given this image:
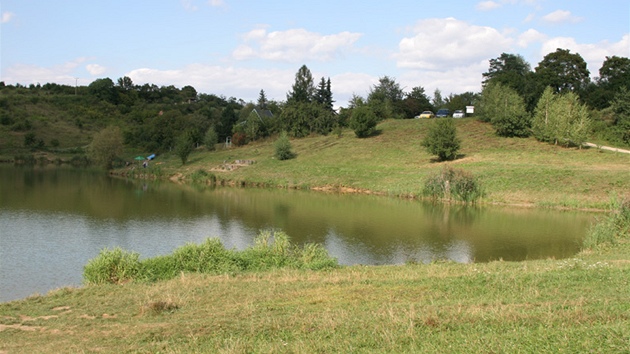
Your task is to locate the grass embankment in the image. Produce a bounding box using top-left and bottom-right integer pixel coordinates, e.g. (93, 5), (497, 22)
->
(1, 215), (629, 352)
(121, 118), (629, 210)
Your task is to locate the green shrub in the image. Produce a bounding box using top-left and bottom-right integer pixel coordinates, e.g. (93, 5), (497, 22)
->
(421, 119), (461, 161)
(274, 131), (295, 160)
(423, 167), (484, 203)
(83, 247), (141, 285)
(349, 106), (378, 138)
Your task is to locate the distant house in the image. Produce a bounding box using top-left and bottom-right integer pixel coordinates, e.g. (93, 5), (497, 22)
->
(249, 108), (274, 122)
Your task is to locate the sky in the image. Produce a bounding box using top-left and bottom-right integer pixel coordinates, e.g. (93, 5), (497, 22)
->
(1, 0), (629, 107)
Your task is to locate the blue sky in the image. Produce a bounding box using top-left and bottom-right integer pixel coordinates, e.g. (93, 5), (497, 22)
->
(1, 0), (628, 107)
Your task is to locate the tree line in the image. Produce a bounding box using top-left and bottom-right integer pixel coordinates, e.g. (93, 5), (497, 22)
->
(1, 47), (629, 166)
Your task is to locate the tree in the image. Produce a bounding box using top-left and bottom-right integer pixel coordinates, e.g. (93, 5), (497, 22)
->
(287, 65), (315, 103)
(402, 86), (433, 118)
(611, 88), (630, 145)
(204, 126), (218, 151)
(598, 56), (630, 91)
(432, 89), (445, 109)
(349, 105), (378, 138)
(88, 78), (116, 103)
(88, 126), (124, 169)
(479, 82), (531, 137)
(533, 88), (592, 147)
(257, 89), (268, 109)
(532, 87), (556, 142)
(314, 77), (334, 112)
(367, 76), (405, 119)
(534, 48), (590, 95)
(422, 119), (461, 161)
(274, 131), (295, 160)
(175, 131), (195, 165)
(482, 53), (531, 94)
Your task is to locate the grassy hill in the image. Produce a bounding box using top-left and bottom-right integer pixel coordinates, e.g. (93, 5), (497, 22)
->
(124, 118), (629, 210)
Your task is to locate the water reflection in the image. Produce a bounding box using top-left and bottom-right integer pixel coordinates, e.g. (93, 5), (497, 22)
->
(0, 165), (593, 302)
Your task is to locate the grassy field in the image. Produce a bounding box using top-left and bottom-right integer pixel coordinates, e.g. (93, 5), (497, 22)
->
(1, 240), (629, 353)
(123, 118), (629, 210)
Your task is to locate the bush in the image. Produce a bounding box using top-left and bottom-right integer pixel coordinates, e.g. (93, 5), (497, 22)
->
(423, 167), (484, 203)
(422, 119), (461, 161)
(349, 106), (378, 138)
(83, 247), (141, 285)
(274, 131), (295, 160)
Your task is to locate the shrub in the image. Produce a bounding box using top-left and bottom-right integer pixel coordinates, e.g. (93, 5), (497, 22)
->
(422, 119), (461, 161)
(83, 247), (141, 285)
(274, 131), (295, 160)
(349, 106), (378, 138)
(423, 167), (484, 203)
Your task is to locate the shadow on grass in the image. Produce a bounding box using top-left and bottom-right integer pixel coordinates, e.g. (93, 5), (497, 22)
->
(428, 154), (467, 163)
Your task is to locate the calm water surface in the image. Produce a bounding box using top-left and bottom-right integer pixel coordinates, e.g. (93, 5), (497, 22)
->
(0, 165), (594, 302)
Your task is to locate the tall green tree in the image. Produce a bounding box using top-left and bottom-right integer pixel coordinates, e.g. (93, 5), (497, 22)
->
(532, 87), (557, 142)
(479, 82), (531, 137)
(610, 88), (630, 145)
(314, 77), (334, 112)
(367, 76), (405, 119)
(175, 130), (195, 165)
(482, 53), (531, 93)
(88, 126), (124, 169)
(287, 65), (315, 103)
(533, 88), (591, 147)
(534, 48), (590, 95)
(257, 89), (268, 109)
(402, 86), (433, 117)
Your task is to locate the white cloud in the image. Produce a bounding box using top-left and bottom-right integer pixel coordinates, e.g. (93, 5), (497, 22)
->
(86, 64), (106, 76)
(127, 64), (294, 102)
(401, 60), (488, 97)
(233, 28), (362, 62)
(1, 11), (15, 23)
(518, 28), (547, 47)
(208, 0), (224, 7)
(542, 10), (583, 24)
(395, 18), (513, 71)
(476, 1), (501, 11)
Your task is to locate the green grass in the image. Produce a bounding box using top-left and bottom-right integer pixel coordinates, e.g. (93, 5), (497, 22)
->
(123, 118), (629, 210)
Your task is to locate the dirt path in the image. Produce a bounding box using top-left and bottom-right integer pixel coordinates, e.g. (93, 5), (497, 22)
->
(584, 142), (630, 154)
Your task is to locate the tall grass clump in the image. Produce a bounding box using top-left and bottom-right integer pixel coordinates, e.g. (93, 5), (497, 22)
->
(239, 230), (337, 271)
(422, 166), (484, 204)
(83, 230), (338, 284)
(583, 197), (630, 249)
(83, 247), (141, 285)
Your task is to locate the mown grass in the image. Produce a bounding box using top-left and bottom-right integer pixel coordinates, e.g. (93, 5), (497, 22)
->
(123, 118), (629, 210)
(1, 203), (629, 353)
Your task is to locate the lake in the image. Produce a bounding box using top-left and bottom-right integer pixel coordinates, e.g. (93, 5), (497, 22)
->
(0, 165), (594, 302)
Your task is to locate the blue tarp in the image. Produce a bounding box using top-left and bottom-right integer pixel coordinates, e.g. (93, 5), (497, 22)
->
(147, 154), (156, 160)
